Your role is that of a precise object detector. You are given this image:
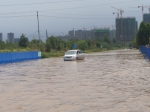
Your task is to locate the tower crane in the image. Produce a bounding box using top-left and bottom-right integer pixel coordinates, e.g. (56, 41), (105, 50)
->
(111, 6), (124, 18)
(138, 5), (150, 20)
(111, 6), (124, 40)
(113, 12), (119, 18)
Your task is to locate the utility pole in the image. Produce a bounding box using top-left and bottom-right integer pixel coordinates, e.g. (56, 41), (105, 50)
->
(46, 29), (48, 38)
(37, 11), (41, 40)
(111, 6), (124, 41)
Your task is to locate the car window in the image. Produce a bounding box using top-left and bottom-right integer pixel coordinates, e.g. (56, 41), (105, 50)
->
(65, 51), (76, 55)
(78, 51), (82, 54)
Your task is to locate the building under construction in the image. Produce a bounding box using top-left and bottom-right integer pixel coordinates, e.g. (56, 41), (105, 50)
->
(68, 30), (75, 39)
(94, 29), (110, 39)
(143, 13), (150, 24)
(116, 17), (138, 42)
(68, 28), (115, 40)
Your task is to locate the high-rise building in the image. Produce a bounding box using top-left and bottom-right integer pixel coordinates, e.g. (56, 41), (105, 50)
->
(0, 33), (2, 41)
(94, 28), (110, 39)
(68, 30), (74, 39)
(75, 30), (83, 39)
(116, 17), (137, 42)
(7, 32), (14, 43)
(143, 13), (150, 24)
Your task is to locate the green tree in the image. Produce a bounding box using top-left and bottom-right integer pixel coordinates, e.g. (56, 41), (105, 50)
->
(77, 40), (88, 50)
(0, 40), (5, 50)
(104, 35), (110, 44)
(29, 39), (46, 52)
(112, 38), (116, 43)
(19, 34), (28, 48)
(46, 36), (65, 52)
(136, 22), (150, 47)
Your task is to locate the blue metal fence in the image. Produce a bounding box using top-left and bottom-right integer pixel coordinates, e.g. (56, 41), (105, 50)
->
(140, 46), (150, 59)
(0, 51), (41, 64)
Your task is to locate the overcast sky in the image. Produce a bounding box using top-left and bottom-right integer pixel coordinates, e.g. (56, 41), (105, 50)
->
(0, 0), (150, 42)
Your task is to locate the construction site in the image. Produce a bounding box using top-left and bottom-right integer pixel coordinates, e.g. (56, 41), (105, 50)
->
(116, 17), (138, 42)
(68, 28), (115, 40)
(66, 5), (150, 42)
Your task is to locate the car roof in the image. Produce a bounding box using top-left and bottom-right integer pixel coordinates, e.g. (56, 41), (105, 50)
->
(67, 50), (80, 51)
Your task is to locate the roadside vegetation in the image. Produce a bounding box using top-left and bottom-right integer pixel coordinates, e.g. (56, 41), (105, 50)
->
(133, 21), (150, 48)
(0, 34), (132, 58)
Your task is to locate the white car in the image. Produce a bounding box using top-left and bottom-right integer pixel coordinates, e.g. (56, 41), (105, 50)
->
(63, 50), (85, 61)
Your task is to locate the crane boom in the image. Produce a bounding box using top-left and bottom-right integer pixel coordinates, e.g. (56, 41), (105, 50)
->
(111, 6), (124, 12)
(111, 6), (124, 18)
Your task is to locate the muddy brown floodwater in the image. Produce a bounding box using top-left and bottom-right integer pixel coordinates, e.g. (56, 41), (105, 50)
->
(0, 49), (150, 112)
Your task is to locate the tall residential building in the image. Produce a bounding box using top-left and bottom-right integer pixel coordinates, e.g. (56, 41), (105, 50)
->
(143, 13), (150, 24)
(75, 30), (83, 39)
(7, 32), (14, 43)
(94, 28), (110, 39)
(116, 17), (138, 42)
(0, 33), (2, 41)
(68, 30), (74, 39)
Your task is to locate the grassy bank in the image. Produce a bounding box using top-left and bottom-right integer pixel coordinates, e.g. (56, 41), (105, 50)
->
(41, 47), (128, 58)
(42, 51), (66, 58)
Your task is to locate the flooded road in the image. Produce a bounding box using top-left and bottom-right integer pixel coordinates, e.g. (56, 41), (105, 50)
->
(0, 49), (150, 112)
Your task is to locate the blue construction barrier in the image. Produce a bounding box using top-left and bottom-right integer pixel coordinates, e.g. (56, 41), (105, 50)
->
(0, 51), (41, 64)
(140, 46), (150, 59)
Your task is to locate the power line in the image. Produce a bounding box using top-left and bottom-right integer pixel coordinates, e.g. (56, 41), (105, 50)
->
(0, 11), (142, 19)
(0, 10), (141, 17)
(0, 15), (35, 18)
(35, 0), (142, 12)
(0, 14), (116, 19)
(0, 0), (142, 16)
(0, 0), (85, 6)
(40, 15), (115, 19)
(27, 31), (38, 37)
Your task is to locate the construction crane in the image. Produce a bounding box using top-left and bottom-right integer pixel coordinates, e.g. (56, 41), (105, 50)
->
(138, 5), (150, 20)
(113, 12), (119, 18)
(111, 6), (124, 18)
(138, 4), (145, 19)
(111, 6), (124, 40)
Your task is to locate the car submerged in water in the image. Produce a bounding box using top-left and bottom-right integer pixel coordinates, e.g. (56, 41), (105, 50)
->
(63, 50), (85, 61)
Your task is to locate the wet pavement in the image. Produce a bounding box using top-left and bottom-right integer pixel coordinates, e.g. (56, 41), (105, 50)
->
(0, 49), (150, 112)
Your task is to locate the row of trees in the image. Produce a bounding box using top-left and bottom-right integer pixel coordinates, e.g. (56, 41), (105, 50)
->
(134, 22), (150, 48)
(0, 34), (131, 52)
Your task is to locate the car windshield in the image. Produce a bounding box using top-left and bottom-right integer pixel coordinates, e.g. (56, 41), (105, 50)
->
(65, 51), (76, 55)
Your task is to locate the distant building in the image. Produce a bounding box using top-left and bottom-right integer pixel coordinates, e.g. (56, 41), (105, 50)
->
(116, 17), (138, 42)
(68, 30), (74, 39)
(110, 29), (116, 39)
(143, 13), (150, 24)
(94, 28), (110, 39)
(0, 33), (2, 41)
(7, 32), (14, 43)
(75, 30), (83, 39)
(14, 38), (20, 43)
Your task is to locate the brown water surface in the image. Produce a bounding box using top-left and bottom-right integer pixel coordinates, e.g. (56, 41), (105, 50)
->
(0, 49), (150, 112)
